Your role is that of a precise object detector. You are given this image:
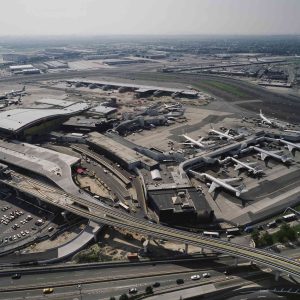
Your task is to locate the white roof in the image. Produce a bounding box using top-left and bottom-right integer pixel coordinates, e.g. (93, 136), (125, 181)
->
(89, 105), (117, 115)
(0, 102), (89, 132)
(67, 78), (198, 95)
(151, 169), (162, 180)
(35, 98), (75, 107)
(9, 64), (33, 70)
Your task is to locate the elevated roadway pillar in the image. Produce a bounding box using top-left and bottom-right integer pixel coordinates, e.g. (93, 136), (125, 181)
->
(275, 270), (281, 281)
(93, 232), (98, 242)
(61, 211), (68, 222)
(185, 243), (189, 254)
(234, 257), (239, 267)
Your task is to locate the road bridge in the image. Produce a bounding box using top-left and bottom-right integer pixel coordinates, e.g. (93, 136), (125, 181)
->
(1, 172), (300, 279)
(71, 144), (131, 187)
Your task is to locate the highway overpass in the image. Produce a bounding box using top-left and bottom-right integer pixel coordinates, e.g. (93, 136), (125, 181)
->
(1, 172), (300, 279)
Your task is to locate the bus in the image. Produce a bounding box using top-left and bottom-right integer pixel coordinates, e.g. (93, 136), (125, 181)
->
(203, 231), (220, 238)
(119, 202), (130, 213)
(226, 227), (240, 235)
(282, 213), (297, 222)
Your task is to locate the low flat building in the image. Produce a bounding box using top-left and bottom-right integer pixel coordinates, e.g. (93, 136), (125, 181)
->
(9, 64), (34, 72)
(87, 132), (159, 170)
(62, 116), (113, 133)
(87, 105), (117, 118)
(148, 188), (214, 225)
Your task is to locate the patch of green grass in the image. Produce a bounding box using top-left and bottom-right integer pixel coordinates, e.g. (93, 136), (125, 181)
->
(200, 80), (247, 97)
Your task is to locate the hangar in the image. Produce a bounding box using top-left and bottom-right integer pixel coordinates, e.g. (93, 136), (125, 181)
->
(0, 102), (89, 140)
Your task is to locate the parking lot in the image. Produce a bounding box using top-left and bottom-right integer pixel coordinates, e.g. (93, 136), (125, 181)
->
(0, 191), (55, 250)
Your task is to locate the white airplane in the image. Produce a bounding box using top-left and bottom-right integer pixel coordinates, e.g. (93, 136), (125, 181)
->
(5, 86), (26, 98)
(229, 157), (264, 175)
(277, 139), (300, 154)
(259, 110), (286, 129)
(284, 130), (300, 134)
(209, 129), (242, 140)
(181, 134), (208, 149)
(252, 146), (293, 163)
(190, 171), (248, 197)
(163, 102), (181, 109)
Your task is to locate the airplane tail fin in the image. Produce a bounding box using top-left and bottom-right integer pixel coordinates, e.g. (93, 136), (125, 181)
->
(22, 86), (25, 92)
(236, 184), (248, 197)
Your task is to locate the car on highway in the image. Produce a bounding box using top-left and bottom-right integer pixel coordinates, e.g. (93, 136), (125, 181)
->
(202, 272), (211, 278)
(11, 273), (21, 279)
(153, 282), (160, 288)
(43, 288), (54, 294)
(129, 287), (138, 294)
(191, 274), (201, 280)
(176, 278), (184, 284)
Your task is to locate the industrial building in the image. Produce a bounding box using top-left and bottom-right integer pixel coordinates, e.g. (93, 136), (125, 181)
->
(87, 105), (117, 118)
(148, 188), (214, 225)
(9, 64), (34, 72)
(61, 116), (113, 133)
(66, 79), (199, 99)
(43, 60), (68, 69)
(0, 102), (89, 140)
(87, 132), (159, 170)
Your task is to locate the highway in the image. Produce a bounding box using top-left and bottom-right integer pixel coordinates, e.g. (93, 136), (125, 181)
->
(0, 262), (276, 300)
(1, 172), (300, 279)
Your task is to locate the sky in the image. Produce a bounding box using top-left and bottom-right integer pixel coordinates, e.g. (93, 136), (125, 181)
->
(0, 0), (299, 36)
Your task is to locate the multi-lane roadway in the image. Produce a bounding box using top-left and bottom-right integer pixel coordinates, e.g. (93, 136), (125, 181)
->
(0, 258), (277, 300)
(1, 172), (300, 279)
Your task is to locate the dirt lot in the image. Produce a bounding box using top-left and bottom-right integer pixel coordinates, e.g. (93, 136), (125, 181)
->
(72, 227), (205, 263)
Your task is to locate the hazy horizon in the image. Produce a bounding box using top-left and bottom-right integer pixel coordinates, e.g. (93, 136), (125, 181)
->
(0, 0), (299, 36)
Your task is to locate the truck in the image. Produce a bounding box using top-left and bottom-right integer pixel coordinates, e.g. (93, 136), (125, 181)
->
(127, 253), (139, 260)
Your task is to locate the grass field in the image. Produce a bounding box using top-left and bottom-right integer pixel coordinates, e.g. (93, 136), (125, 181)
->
(197, 80), (248, 98)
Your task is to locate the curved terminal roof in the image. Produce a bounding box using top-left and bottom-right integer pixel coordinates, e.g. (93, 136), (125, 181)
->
(0, 102), (89, 133)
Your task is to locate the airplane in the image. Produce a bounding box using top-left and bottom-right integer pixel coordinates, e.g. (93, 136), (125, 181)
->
(251, 146), (293, 164)
(181, 134), (212, 149)
(0, 94), (7, 100)
(229, 157), (264, 175)
(209, 128), (235, 140)
(163, 103), (183, 111)
(284, 129), (300, 134)
(190, 171), (248, 197)
(5, 86), (26, 98)
(259, 109), (286, 129)
(277, 139), (300, 154)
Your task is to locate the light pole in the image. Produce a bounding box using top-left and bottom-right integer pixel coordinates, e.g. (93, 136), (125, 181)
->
(77, 284), (82, 300)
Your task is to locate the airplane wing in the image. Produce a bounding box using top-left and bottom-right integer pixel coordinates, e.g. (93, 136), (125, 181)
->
(287, 144), (300, 152)
(222, 178), (241, 183)
(234, 164), (243, 170)
(260, 152), (268, 161)
(197, 137), (204, 142)
(208, 182), (219, 193)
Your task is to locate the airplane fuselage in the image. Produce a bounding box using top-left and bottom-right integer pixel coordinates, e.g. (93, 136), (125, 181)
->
(182, 134), (206, 149)
(190, 171), (246, 197)
(252, 146), (292, 163)
(210, 129), (234, 140)
(278, 139), (300, 152)
(230, 157), (263, 175)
